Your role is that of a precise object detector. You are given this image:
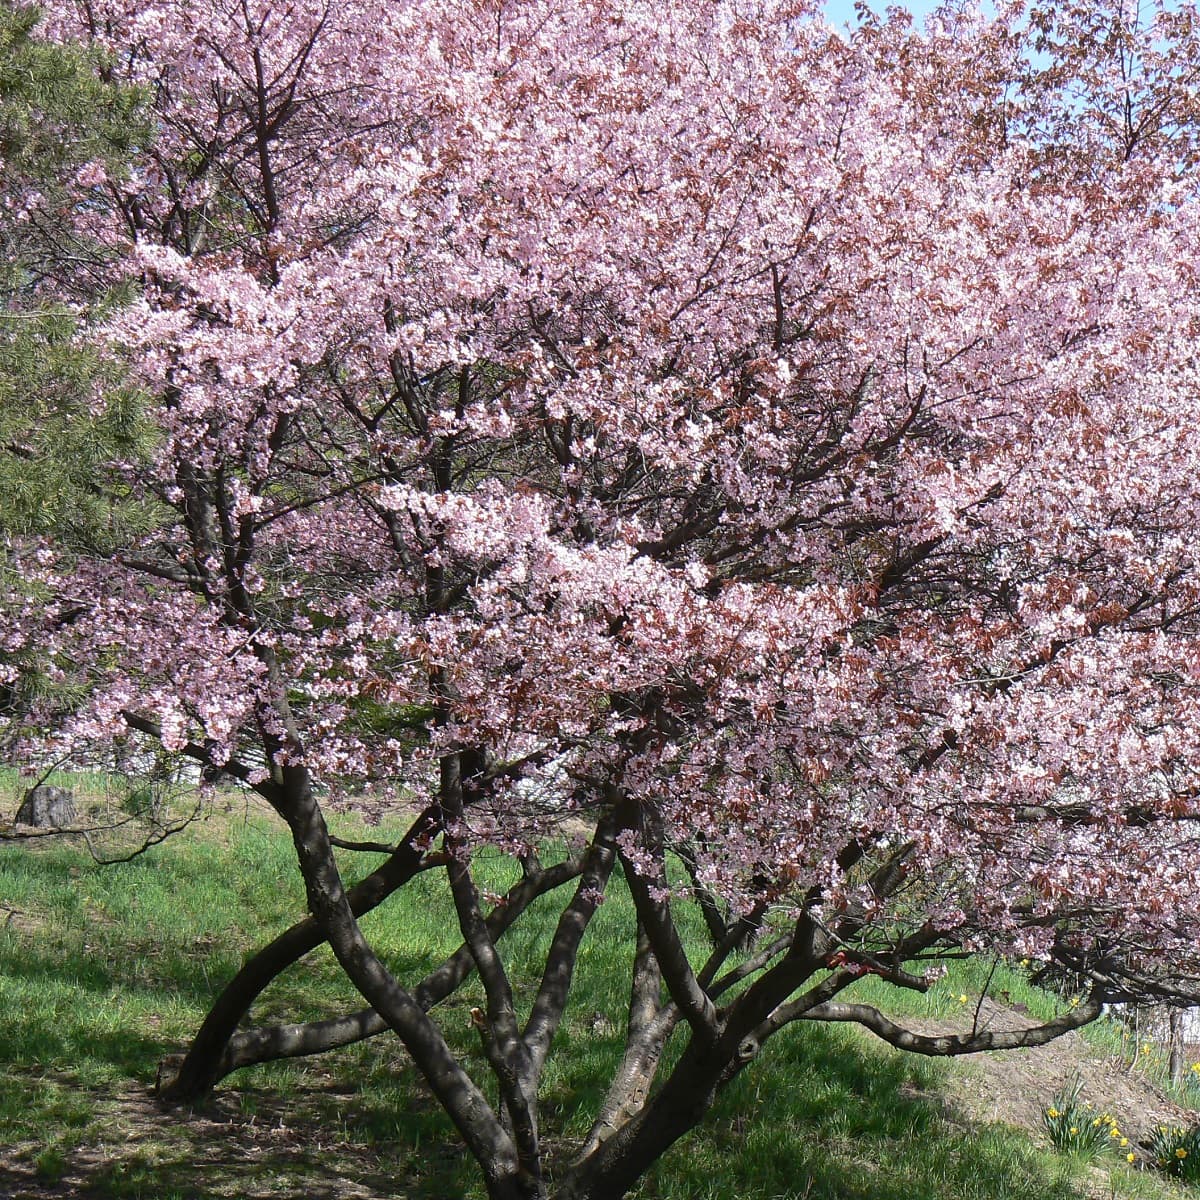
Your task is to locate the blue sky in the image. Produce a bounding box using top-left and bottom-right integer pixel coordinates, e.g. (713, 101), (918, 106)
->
(822, 0), (1178, 28)
(821, 1), (994, 28)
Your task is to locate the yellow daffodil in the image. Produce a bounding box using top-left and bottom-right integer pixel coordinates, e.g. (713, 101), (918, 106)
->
(1047, 1108), (1060, 1118)
(1177, 1149), (1188, 1160)
(1127, 1152), (1136, 1163)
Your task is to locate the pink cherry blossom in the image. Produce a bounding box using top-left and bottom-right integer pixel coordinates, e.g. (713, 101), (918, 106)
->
(11, 3), (1200, 1197)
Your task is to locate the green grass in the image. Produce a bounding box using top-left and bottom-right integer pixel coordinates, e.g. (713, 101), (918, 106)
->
(0, 803), (1191, 1199)
(634, 1021), (1083, 1200)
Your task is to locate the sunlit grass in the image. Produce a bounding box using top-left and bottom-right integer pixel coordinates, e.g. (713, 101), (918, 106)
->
(0, 803), (1189, 1199)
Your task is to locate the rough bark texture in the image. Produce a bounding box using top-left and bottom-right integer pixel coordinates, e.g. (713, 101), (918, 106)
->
(273, 765), (530, 1198)
(158, 804), (441, 1101)
(199, 856), (584, 1084)
(15, 785), (76, 827)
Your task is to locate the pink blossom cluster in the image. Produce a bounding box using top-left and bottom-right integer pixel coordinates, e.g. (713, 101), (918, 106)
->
(14, 0), (1200, 975)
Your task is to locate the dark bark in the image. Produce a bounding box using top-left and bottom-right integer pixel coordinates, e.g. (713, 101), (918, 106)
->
(794, 995), (1104, 1054)
(440, 753), (544, 1194)
(273, 761), (530, 1198)
(197, 857), (584, 1084)
(523, 811), (618, 1074)
(579, 921), (676, 1159)
(560, 1038), (729, 1200)
(158, 803), (442, 1102)
(618, 843), (719, 1044)
(561, 912), (842, 1198)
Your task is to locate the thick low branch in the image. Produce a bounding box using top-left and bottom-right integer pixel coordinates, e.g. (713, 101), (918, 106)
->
(619, 849), (719, 1044)
(158, 801), (444, 1101)
(524, 812), (618, 1074)
(579, 921), (676, 1159)
(792, 994), (1103, 1054)
(209, 856), (584, 1081)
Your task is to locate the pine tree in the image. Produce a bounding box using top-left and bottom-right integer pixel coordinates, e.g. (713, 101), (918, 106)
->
(0, 1), (151, 549)
(0, 2), (150, 725)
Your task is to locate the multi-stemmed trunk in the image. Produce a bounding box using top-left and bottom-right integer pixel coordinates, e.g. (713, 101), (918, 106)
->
(156, 756), (1109, 1200)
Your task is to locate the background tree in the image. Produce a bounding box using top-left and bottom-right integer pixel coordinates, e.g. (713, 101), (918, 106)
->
(0, 0), (149, 539)
(11, 1), (1200, 1198)
(0, 1), (151, 737)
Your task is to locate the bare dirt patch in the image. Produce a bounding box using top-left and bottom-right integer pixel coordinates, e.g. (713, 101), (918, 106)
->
(904, 997), (1195, 1146)
(0, 1080), (417, 1200)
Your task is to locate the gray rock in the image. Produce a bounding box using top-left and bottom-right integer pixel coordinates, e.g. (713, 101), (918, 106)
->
(16, 784), (77, 827)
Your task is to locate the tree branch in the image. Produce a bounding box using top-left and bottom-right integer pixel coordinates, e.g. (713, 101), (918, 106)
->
(790, 994), (1103, 1055)
(440, 752), (541, 1177)
(120, 710), (270, 796)
(208, 855), (585, 1081)
(618, 847), (719, 1045)
(523, 810), (618, 1073)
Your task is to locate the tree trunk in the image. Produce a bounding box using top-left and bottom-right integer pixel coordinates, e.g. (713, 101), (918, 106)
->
(487, 1173), (546, 1200)
(559, 1041), (726, 1200)
(274, 764), (526, 1194)
(158, 806), (439, 1101)
(1170, 1007), (1184, 1088)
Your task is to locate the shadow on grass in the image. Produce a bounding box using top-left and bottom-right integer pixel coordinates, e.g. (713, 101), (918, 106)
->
(0, 971), (1092, 1200)
(1, 1068), (475, 1200)
(635, 1022), (1084, 1200)
(0, 833), (1090, 1200)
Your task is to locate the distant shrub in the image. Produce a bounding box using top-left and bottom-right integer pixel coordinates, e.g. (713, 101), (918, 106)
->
(119, 784), (155, 818)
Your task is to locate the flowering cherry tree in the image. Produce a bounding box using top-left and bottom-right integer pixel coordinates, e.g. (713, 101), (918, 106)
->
(10, 0), (1200, 1196)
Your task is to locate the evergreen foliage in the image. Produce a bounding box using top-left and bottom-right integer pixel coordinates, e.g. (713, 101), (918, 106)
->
(0, 3), (152, 727)
(0, 1), (151, 550)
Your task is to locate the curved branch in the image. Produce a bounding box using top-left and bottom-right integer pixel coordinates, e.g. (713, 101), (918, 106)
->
(209, 855), (585, 1080)
(121, 709), (271, 796)
(619, 848), (719, 1045)
(790, 994), (1103, 1055)
(158, 802), (444, 1101)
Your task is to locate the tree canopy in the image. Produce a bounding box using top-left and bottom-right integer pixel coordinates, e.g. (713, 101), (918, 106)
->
(9, 1), (1200, 1197)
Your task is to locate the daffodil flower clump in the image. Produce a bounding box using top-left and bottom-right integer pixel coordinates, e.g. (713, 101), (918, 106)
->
(1148, 1124), (1200, 1182)
(1041, 1081), (1121, 1163)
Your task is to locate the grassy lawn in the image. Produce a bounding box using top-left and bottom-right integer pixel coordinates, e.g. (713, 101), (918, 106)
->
(0, 794), (1192, 1199)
